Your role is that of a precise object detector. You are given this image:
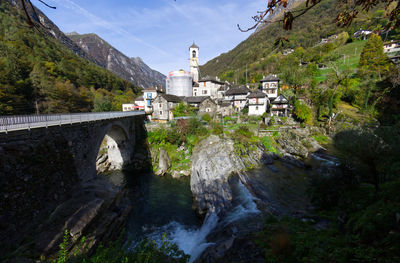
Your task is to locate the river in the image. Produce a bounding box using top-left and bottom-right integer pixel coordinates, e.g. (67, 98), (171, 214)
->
(106, 152), (340, 262)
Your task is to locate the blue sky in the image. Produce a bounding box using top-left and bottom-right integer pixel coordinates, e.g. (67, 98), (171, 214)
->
(36, 0), (266, 75)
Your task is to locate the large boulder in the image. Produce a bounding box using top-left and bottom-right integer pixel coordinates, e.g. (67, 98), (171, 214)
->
(190, 135), (262, 216)
(156, 148), (170, 176)
(276, 129), (323, 158)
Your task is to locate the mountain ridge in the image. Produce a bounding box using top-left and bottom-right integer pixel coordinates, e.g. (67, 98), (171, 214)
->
(68, 33), (166, 89)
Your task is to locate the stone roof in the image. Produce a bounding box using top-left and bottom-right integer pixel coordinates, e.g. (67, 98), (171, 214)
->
(247, 90), (266, 98)
(271, 94), (289, 104)
(184, 96), (209, 104)
(189, 42), (199, 49)
(193, 82), (200, 87)
(225, 86), (250, 96)
(218, 102), (232, 107)
(160, 94), (182, 103)
(260, 75), (280, 82)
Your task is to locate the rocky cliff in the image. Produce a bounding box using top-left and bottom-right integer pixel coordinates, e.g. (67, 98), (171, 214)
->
(190, 135), (264, 216)
(68, 33), (166, 89)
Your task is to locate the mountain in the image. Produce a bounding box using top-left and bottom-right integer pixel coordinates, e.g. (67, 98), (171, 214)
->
(0, 0), (140, 114)
(68, 33), (166, 89)
(8, 0), (165, 89)
(7, 0), (99, 65)
(200, 0), (389, 81)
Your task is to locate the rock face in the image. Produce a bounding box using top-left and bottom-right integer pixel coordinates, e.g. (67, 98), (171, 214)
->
(276, 128), (323, 159)
(190, 135), (263, 215)
(68, 33), (166, 89)
(156, 148), (171, 176)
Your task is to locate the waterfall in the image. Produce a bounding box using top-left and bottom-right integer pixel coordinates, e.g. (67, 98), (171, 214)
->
(146, 213), (219, 263)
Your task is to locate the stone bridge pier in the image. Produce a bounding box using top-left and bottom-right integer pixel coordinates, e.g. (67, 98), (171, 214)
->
(0, 114), (149, 260)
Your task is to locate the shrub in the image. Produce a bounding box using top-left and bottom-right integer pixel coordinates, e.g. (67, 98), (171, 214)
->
(212, 122), (223, 135)
(202, 113), (212, 123)
(294, 100), (313, 125)
(187, 118), (207, 136)
(233, 125), (253, 139)
(224, 116), (234, 123)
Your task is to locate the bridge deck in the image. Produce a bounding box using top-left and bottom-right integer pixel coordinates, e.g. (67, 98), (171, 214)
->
(0, 111), (145, 133)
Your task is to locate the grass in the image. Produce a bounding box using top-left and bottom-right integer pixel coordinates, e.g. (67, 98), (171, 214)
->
(315, 40), (366, 82)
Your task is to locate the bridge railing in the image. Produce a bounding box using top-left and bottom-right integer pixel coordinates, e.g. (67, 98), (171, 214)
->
(0, 111), (144, 133)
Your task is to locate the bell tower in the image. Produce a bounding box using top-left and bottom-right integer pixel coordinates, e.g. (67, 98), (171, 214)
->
(189, 42), (199, 82)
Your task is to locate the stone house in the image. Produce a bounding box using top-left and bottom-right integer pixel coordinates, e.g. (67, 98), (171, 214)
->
(152, 94), (182, 122)
(247, 91), (268, 116)
(224, 86), (250, 112)
(198, 97), (217, 116)
(260, 75), (279, 99)
(184, 96), (209, 108)
(193, 76), (225, 99)
(270, 94), (291, 117)
(216, 101), (234, 116)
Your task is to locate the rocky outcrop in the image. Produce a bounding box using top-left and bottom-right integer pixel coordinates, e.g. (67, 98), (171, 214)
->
(276, 128), (324, 159)
(190, 135), (263, 216)
(155, 148), (171, 176)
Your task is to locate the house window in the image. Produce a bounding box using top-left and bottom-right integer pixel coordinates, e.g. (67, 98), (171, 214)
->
(194, 92), (197, 96)
(192, 50), (196, 58)
(202, 90), (207, 94)
(256, 106), (258, 110)
(159, 103), (162, 108)
(159, 111), (163, 115)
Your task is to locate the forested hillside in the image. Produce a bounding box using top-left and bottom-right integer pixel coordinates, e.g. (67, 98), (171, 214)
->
(0, 1), (141, 115)
(200, 0), (398, 82)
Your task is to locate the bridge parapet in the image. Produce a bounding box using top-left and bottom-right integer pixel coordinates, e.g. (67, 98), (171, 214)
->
(0, 111), (145, 133)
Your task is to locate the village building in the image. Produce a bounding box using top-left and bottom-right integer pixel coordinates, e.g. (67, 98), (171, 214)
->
(198, 97), (217, 116)
(247, 91), (268, 116)
(143, 87), (162, 113)
(152, 94), (182, 122)
(224, 86), (250, 112)
(383, 40), (400, 54)
(184, 96), (208, 108)
(166, 70), (193, 97)
(133, 95), (145, 109)
(353, 29), (372, 40)
(216, 101), (234, 116)
(260, 75), (280, 99)
(193, 76), (225, 99)
(270, 94), (291, 117)
(122, 103), (136, 112)
(189, 43), (200, 82)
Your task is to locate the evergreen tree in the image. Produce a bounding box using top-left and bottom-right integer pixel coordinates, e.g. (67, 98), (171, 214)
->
(358, 34), (391, 79)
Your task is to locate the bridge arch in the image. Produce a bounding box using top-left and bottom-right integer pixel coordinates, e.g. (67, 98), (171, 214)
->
(95, 121), (135, 174)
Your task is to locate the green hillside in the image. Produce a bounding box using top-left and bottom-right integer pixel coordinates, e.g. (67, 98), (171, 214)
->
(200, 0), (398, 84)
(0, 1), (140, 115)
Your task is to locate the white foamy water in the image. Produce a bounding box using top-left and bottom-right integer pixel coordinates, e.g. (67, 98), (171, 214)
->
(223, 181), (260, 225)
(144, 181), (260, 262)
(146, 212), (219, 262)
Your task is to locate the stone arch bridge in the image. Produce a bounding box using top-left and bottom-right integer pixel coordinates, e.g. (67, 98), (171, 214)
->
(0, 112), (149, 258)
